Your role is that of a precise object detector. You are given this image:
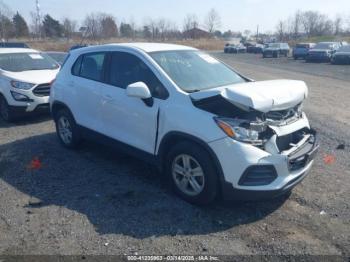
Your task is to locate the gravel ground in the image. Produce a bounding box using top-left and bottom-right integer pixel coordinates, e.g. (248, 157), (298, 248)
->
(0, 52), (349, 257)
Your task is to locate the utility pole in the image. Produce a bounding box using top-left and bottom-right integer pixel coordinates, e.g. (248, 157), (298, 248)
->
(256, 25), (259, 42)
(35, 0), (41, 38)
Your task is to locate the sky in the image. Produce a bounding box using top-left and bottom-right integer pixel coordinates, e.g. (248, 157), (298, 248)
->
(3, 0), (350, 33)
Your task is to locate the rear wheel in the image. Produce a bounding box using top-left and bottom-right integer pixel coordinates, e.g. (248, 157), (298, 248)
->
(0, 96), (15, 122)
(54, 108), (81, 148)
(165, 142), (219, 205)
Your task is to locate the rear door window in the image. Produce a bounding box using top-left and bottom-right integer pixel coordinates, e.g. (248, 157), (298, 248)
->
(79, 53), (106, 82)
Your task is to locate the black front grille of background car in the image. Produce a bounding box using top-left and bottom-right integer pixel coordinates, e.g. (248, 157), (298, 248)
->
(33, 83), (51, 97)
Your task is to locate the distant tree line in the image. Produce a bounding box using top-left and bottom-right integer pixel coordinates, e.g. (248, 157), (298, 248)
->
(0, 0), (226, 41)
(275, 10), (350, 41)
(1, 0), (350, 42)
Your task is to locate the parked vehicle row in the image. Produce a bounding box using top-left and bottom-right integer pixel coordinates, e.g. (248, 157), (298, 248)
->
(305, 42), (342, 62)
(0, 42), (319, 205)
(292, 43), (315, 60)
(224, 43), (247, 53)
(224, 41), (350, 64)
(263, 43), (290, 58)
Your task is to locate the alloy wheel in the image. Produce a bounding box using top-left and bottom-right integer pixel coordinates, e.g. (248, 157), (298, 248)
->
(58, 116), (73, 145)
(172, 154), (205, 196)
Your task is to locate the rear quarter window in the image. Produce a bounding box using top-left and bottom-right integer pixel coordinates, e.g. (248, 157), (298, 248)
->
(71, 55), (83, 76)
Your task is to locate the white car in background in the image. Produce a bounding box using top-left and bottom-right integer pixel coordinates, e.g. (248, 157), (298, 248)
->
(0, 48), (60, 122)
(50, 43), (319, 205)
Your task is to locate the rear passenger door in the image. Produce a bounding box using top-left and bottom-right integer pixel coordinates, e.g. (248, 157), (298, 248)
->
(70, 52), (107, 133)
(101, 51), (168, 154)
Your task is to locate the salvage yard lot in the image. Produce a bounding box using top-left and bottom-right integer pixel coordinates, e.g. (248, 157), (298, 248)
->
(0, 52), (349, 256)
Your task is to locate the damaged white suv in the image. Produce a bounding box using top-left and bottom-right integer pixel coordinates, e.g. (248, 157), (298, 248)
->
(50, 43), (319, 205)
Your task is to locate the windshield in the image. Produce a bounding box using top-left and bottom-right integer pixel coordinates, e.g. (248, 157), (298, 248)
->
(296, 44), (310, 48)
(314, 43), (333, 49)
(268, 43), (280, 48)
(46, 52), (67, 65)
(0, 52), (59, 72)
(338, 45), (350, 52)
(150, 50), (245, 92)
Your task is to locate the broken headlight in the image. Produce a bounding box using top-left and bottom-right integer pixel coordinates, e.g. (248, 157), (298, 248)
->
(214, 117), (266, 146)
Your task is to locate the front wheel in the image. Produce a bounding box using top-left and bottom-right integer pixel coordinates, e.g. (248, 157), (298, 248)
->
(165, 142), (219, 205)
(55, 109), (81, 148)
(0, 96), (15, 122)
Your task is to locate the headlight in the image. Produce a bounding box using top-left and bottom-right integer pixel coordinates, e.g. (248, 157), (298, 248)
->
(214, 117), (266, 145)
(10, 80), (35, 90)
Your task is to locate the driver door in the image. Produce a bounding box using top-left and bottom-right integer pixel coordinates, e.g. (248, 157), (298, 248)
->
(100, 51), (167, 154)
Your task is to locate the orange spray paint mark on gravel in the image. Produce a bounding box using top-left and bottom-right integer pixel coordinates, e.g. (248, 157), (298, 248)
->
(323, 154), (336, 165)
(27, 157), (42, 170)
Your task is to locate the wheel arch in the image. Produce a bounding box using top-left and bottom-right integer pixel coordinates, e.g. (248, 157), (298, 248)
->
(157, 131), (226, 187)
(51, 101), (75, 121)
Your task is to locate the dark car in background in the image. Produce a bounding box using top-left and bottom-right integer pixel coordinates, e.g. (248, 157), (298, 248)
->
(247, 44), (264, 54)
(306, 42), (341, 62)
(263, 43), (290, 58)
(45, 51), (68, 65)
(224, 43), (246, 54)
(293, 43), (315, 60)
(331, 45), (350, 65)
(0, 42), (29, 48)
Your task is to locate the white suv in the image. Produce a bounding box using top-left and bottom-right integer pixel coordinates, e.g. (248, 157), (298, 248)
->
(50, 43), (319, 205)
(0, 48), (60, 121)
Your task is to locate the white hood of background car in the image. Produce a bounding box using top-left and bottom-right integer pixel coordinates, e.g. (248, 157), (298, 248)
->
(190, 80), (308, 113)
(1, 69), (59, 85)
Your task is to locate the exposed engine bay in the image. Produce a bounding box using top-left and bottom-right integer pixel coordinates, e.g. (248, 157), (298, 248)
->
(192, 95), (314, 154)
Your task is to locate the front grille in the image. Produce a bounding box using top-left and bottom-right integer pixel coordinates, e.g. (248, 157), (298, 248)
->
(33, 83), (51, 97)
(309, 52), (326, 57)
(276, 128), (308, 152)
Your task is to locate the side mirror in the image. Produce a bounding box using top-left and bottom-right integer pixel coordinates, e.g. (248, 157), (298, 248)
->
(126, 82), (153, 107)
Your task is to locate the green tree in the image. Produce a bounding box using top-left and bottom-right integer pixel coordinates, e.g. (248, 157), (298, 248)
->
(0, 15), (14, 40)
(42, 14), (63, 37)
(13, 12), (29, 37)
(120, 23), (133, 38)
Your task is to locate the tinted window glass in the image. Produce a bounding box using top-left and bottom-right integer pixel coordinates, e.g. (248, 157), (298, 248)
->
(72, 55), (82, 76)
(296, 44), (309, 49)
(80, 53), (106, 81)
(108, 52), (168, 99)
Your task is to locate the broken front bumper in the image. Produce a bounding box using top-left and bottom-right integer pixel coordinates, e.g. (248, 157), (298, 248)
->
(209, 127), (319, 201)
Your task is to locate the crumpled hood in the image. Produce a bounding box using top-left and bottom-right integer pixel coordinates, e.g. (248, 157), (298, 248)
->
(190, 80), (308, 113)
(1, 69), (59, 85)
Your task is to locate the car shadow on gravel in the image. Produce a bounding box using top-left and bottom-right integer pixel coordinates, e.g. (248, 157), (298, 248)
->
(0, 114), (51, 128)
(0, 133), (287, 239)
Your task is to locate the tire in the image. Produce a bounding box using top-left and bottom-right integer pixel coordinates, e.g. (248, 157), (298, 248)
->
(0, 95), (15, 122)
(165, 141), (219, 205)
(54, 108), (81, 149)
